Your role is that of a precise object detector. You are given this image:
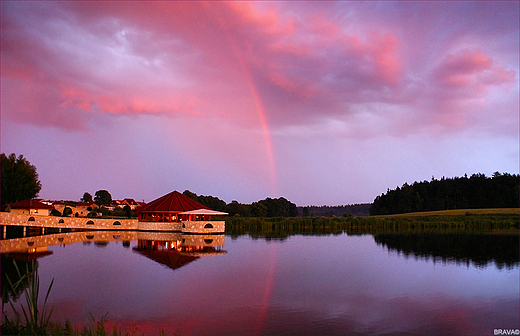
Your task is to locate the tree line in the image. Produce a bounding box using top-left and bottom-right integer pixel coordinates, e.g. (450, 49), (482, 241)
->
(182, 190), (298, 217)
(370, 172), (519, 215)
(299, 204), (371, 217)
(2, 152), (518, 218)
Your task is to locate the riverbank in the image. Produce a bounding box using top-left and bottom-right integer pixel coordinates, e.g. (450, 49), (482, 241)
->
(225, 209), (519, 238)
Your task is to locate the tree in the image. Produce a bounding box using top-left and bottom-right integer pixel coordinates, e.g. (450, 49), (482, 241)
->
(1, 153), (42, 206)
(81, 192), (93, 203)
(123, 205), (132, 218)
(62, 206), (73, 217)
(302, 207), (310, 217)
(50, 208), (61, 216)
(250, 202), (268, 217)
(94, 190), (112, 206)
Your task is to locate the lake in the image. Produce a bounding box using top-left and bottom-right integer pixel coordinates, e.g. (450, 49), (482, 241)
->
(1, 228), (519, 335)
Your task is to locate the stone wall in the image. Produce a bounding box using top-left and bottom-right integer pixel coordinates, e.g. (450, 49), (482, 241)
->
(181, 220), (225, 234)
(0, 213), (225, 233)
(0, 213), (138, 230)
(138, 221), (181, 232)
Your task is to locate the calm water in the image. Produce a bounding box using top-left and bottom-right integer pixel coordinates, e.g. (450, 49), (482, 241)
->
(1, 231), (519, 335)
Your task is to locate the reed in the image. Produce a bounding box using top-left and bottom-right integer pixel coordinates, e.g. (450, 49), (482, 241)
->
(1, 259), (54, 335)
(1, 260), (162, 336)
(225, 211), (519, 238)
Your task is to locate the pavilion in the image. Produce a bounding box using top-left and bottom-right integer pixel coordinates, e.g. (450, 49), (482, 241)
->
(137, 191), (227, 233)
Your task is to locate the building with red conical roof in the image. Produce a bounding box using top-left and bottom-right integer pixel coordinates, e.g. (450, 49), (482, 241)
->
(137, 191), (227, 233)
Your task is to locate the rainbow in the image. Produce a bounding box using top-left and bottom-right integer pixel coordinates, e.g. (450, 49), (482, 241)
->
(236, 55), (279, 196)
(210, 5), (279, 196)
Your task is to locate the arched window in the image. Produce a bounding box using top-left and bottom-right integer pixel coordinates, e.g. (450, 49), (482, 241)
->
(182, 224), (186, 228)
(204, 223), (213, 229)
(28, 217), (35, 222)
(58, 219), (64, 223)
(113, 221), (121, 226)
(204, 239), (213, 244)
(86, 220), (94, 225)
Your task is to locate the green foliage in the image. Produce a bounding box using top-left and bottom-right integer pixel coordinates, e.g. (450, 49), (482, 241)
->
(302, 207), (310, 217)
(182, 191), (298, 217)
(250, 202), (268, 217)
(225, 213), (519, 240)
(370, 172), (520, 215)
(257, 197), (298, 217)
(123, 205), (132, 219)
(182, 190), (227, 211)
(62, 207), (73, 217)
(50, 209), (62, 217)
(1, 153), (42, 206)
(81, 193), (93, 204)
(94, 191), (112, 207)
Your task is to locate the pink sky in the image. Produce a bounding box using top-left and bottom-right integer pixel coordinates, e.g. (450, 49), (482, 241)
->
(1, 1), (518, 205)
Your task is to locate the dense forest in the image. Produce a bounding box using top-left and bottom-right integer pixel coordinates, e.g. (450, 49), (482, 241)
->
(182, 190), (298, 217)
(298, 204), (371, 217)
(370, 172), (519, 215)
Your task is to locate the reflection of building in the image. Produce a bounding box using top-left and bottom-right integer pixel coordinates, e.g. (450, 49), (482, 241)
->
(133, 234), (226, 270)
(137, 191), (227, 234)
(1, 231), (226, 272)
(5, 199), (54, 216)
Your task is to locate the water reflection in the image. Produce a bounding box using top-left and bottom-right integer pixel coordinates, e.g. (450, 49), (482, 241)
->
(0, 231), (226, 261)
(374, 233), (519, 269)
(1, 228), (518, 335)
(1, 255), (37, 304)
(133, 235), (226, 271)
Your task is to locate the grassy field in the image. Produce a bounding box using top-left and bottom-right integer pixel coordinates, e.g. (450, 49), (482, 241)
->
(377, 208), (519, 217)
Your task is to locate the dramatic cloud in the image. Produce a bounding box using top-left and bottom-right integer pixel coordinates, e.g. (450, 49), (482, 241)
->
(1, 1), (518, 204)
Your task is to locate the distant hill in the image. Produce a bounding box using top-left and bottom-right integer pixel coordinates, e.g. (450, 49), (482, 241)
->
(297, 204), (371, 217)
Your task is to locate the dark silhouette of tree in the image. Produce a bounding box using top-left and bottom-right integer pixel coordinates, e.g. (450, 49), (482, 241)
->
(181, 190), (297, 217)
(123, 205), (132, 218)
(303, 207), (310, 217)
(81, 192), (93, 203)
(50, 208), (61, 216)
(370, 172), (519, 215)
(250, 202), (268, 217)
(94, 190), (112, 207)
(1, 153), (42, 206)
(62, 206), (73, 217)
(257, 197), (298, 217)
(183, 190), (227, 211)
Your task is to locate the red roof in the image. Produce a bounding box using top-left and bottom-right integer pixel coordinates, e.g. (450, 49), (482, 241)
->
(137, 191), (209, 213)
(7, 199), (54, 209)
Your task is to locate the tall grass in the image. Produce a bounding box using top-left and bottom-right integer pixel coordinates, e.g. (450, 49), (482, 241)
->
(1, 260), (163, 336)
(225, 212), (519, 238)
(1, 260), (53, 335)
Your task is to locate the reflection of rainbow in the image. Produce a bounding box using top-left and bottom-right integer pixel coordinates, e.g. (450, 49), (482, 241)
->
(256, 243), (278, 335)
